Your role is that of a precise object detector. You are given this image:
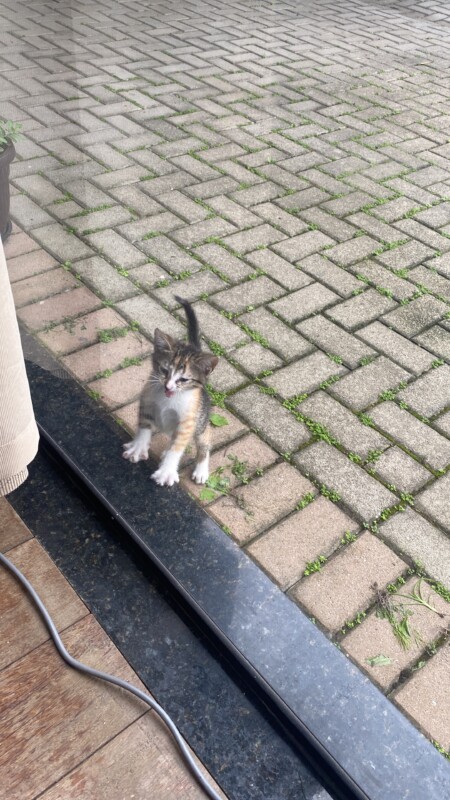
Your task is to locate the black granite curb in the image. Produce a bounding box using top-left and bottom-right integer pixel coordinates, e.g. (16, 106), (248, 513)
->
(16, 330), (450, 800)
(9, 445), (328, 800)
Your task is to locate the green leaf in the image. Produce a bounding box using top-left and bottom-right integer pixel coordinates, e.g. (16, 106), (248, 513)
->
(366, 654), (392, 667)
(210, 413), (229, 427)
(199, 487), (217, 502)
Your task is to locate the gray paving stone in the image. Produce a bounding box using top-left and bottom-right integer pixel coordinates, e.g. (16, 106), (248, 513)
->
(192, 301), (248, 349)
(277, 187), (330, 212)
(10, 195), (54, 229)
(140, 236), (201, 275)
(371, 196), (420, 223)
(116, 294), (185, 340)
(415, 325), (450, 362)
(66, 205), (133, 233)
(329, 356), (411, 411)
(154, 271), (226, 308)
(295, 441), (397, 522)
(157, 189), (210, 223)
(209, 358), (246, 392)
(229, 385), (309, 453)
(416, 472), (450, 536)
(74, 256), (139, 303)
(127, 263), (171, 291)
(379, 509), (450, 587)
(370, 402), (450, 471)
(347, 259), (416, 301)
(171, 217), (237, 248)
(222, 224), (286, 254)
(407, 265), (450, 302)
(139, 172), (195, 197)
(376, 240), (435, 270)
(397, 365), (450, 417)
(300, 391), (389, 459)
(272, 230), (334, 263)
(434, 411), (450, 438)
(326, 236), (378, 266)
(239, 307), (313, 361)
(229, 182), (284, 207)
(297, 315), (375, 369)
(372, 446), (432, 494)
(118, 212), (183, 241)
(427, 252), (450, 279)
(347, 212), (407, 245)
(321, 191), (373, 217)
(194, 243), (253, 282)
(415, 202), (450, 228)
(207, 196), (261, 228)
(31, 224), (94, 262)
(13, 174), (66, 205)
(298, 207), (357, 242)
(382, 295), (448, 338)
(108, 185), (166, 216)
(357, 321), (436, 375)
(269, 283), (339, 324)
(393, 219), (450, 254)
(86, 230), (147, 268)
(300, 254), (361, 298)
(232, 342), (283, 376)
(245, 250), (313, 291)
(252, 202), (309, 236)
(326, 288), (397, 331)
(266, 351), (347, 398)
(212, 276), (284, 314)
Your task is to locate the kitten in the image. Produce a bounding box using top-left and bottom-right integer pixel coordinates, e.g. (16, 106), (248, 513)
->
(123, 296), (218, 487)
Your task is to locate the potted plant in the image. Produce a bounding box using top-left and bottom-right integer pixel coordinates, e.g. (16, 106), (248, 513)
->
(0, 120), (21, 241)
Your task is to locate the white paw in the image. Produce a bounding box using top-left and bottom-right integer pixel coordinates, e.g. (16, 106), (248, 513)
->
(123, 429), (151, 463)
(192, 460), (209, 485)
(123, 441), (149, 463)
(151, 466), (179, 487)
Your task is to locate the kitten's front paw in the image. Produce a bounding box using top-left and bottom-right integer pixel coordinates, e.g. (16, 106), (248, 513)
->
(192, 461), (209, 484)
(123, 439), (149, 463)
(151, 466), (179, 487)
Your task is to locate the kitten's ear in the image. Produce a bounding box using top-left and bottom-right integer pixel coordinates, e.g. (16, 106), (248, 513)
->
(154, 328), (175, 352)
(197, 353), (219, 376)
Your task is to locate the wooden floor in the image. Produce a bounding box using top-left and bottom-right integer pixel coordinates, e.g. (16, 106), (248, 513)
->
(0, 498), (225, 800)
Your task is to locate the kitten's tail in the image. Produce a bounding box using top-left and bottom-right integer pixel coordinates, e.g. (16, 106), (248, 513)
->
(175, 295), (201, 350)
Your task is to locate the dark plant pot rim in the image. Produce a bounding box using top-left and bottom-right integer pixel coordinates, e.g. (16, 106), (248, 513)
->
(0, 142), (16, 165)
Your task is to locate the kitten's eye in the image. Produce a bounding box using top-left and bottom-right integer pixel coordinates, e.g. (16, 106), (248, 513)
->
(177, 377), (189, 383)
(160, 366), (169, 376)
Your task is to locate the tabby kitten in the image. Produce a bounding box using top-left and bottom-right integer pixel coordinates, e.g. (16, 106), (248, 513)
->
(123, 296), (218, 487)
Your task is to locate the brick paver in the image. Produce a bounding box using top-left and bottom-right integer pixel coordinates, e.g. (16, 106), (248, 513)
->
(343, 578), (449, 692)
(291, 533), (407, 631)
(4, 0), (450, 755)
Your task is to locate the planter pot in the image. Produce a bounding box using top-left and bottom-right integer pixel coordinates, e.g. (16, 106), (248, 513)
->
(0, 143), (15, 242)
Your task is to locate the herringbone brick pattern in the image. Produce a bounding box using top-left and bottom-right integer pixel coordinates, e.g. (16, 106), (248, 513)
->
(2, 0), (450, 754)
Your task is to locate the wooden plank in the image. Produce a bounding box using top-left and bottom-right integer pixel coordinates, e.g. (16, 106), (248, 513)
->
(0, 498), (33, 552)
(0, 538), (88, 670)
(38, 715), (227, 800)
(0, 615), (147, 799)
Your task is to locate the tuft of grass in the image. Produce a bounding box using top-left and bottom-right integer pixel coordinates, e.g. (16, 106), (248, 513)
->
(208, 340), (226, 356)
(296, 492), (315, 510)
(304, 555), (327, 576)
(341, 530), (357, 545)
(320, 484), (341, 502)
(121, 356), (142, 368)
(205, 384), (227, 408)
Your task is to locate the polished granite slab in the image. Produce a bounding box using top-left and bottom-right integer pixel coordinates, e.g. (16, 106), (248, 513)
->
(9, 447), (329, 800)
(12, 331), (450, 800)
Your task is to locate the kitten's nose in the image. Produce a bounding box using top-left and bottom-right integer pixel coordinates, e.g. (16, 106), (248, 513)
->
(165, 381), (176, 397)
